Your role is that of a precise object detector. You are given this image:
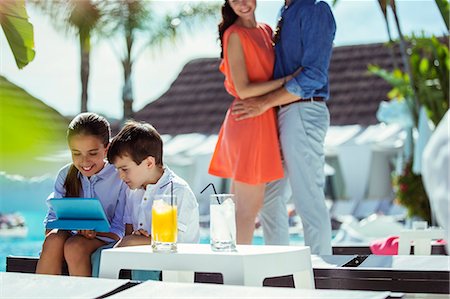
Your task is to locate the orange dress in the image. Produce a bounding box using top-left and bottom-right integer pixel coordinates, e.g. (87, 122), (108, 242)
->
(208, 23), (283, 185)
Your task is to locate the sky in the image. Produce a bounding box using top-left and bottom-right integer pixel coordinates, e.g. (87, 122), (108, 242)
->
(0, 0), (447, 120)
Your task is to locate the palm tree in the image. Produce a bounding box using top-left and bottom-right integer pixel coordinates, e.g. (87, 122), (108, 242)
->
(102, 1), (220, 121)
(333, 0), (448, 124)
(30, 0), (103, 113)
(338, 0), (419, 123)
(377, 0), (398, 70)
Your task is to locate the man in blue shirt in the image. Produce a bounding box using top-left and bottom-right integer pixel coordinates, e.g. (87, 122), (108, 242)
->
(232, 0), (336, 255)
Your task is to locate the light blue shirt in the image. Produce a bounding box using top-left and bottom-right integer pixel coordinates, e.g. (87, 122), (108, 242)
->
(125, 167), (200, 243)
(44, 162), (127, 241)
(274, 0), (336, 100)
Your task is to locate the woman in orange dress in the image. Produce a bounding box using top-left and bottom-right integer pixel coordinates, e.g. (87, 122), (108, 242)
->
(209, 0), (295, 244)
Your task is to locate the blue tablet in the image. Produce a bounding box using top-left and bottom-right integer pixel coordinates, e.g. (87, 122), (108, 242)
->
(46, 198), (111, 232)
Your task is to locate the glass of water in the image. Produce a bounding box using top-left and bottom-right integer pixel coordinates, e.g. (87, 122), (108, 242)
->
(209, 194), (236, 251)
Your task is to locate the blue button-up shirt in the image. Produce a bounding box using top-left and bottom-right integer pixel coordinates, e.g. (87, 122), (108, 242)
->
(274, 0), (336, 100)
(44, 162), (127, 241)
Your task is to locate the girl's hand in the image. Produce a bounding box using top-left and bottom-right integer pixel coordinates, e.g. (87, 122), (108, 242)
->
(132, 229), (150, 237)
(78, 230), (96, 239)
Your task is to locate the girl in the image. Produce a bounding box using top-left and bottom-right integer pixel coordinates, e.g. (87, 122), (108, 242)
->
(36, 112), (127, 276)
(208, 0), (298, 244)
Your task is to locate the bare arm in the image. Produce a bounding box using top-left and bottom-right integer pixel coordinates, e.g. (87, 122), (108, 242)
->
(227, 32), (290, 100)
(232, 86), (299, 120)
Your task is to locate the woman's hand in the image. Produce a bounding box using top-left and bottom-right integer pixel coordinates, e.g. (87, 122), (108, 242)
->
(77, 229), (96, 239)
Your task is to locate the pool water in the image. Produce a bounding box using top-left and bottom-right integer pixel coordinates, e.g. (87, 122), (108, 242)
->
(0, 211), (47, 271)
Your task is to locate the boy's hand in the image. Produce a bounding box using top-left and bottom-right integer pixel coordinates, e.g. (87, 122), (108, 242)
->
(132, 229), (150, 237)
(78, 230), (96, 239)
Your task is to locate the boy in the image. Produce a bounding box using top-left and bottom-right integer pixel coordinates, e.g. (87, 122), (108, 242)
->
(107, 121), (200, 247)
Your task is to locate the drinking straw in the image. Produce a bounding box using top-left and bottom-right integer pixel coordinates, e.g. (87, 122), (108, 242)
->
(200, 183), (220, 204)
(160, 180), (174, 205)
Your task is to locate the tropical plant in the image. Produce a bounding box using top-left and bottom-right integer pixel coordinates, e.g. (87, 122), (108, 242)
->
(369, 35), (449, 222)
(334, 0), (449, 123)
(332, 0), (448, 222)
(369, 36), (449, 127)
(30, 0), (105, 113)
(393, 161), (431, 222)
(409, 36), (449, 125)
(0, 0), (35, 69)
(101, 1), (220, 120)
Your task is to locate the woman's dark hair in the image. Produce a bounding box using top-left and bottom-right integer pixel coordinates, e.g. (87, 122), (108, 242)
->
(218, 0), (238, 58)
(107, 120), (163, 167)
(64, 112), (111, 197)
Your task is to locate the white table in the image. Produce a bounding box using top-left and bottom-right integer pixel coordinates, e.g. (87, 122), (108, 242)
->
(98, 244), (314, 289)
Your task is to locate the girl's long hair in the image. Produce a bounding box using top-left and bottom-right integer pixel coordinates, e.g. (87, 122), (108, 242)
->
(64, 112), (110, 197)
(218, 0), (238, 58)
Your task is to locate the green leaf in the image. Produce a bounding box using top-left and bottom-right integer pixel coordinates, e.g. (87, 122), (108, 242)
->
(0, 0), (35, 69)
(419, 58), (430, 74)
(0, 76), (68, 176)
(387, 88), (401, 99)
(435, 0), (449, 30)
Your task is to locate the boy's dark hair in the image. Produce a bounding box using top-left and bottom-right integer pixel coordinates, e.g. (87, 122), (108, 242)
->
(107, 121), (163, 166)
(65, 112), (111, 197)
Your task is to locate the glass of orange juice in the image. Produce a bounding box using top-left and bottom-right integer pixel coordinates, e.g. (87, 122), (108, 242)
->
(151, 194), (177, 252)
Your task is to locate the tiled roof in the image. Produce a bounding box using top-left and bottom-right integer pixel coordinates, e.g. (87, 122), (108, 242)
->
(133, 42), (402, 135)
(328, 43), (402, 126)
(133, 58), (232, 135)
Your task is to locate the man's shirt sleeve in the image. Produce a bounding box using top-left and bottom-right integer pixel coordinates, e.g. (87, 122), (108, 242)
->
(285, 2), (336, 99)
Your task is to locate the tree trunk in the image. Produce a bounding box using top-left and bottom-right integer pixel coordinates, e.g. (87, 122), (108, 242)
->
(390, 1), (419, 126)
(79, 33), (90, 113)
(378, 0), (399, 70)
(122, 31), (134, 121)
(383, 17), (398, 70)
